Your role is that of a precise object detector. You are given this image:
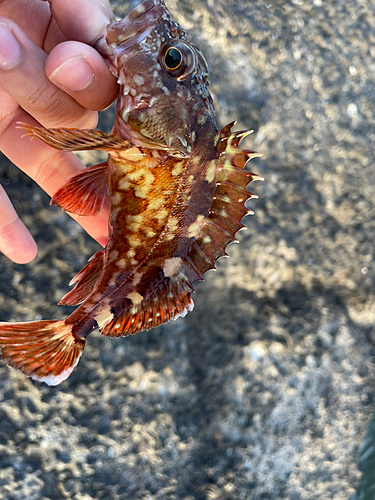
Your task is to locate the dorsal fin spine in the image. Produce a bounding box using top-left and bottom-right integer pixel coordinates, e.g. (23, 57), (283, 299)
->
(206, 219), (237, 240)
(210, 207), (245, 227)
(214, 194), (251, 211)
(192, 243), (216, 268)
(204, 236), (226, 255)
(185, 256), (205, 280)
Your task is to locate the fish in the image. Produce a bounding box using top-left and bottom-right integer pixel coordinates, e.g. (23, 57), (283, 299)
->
(0, 0), (262, 385)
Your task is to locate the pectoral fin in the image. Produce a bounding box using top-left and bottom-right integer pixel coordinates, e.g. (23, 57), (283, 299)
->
(51, 162), (108, 216)
(17, 122), (131, 152)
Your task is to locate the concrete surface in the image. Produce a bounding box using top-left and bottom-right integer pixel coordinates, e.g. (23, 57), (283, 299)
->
(0, 0), (374, 498)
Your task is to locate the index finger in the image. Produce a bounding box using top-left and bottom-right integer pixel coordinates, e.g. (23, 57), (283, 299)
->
(0, 184), (37, 264)
(42, 0), (115, 44)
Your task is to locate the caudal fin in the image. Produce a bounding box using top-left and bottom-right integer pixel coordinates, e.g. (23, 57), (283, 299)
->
(0, 320), (85, 385)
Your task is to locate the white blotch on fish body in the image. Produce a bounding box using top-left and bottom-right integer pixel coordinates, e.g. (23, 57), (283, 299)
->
(118, 178), (131, 191)
(127, 291), (143, 306)
(188, 215), (205, 238)
(132, 272), (143, 287)
(96, 305), (114, 329)
(133, 75), (145, 86)
(172, 161), (185, 177)
(109, 250), (119, 260)
(198, 114), (207, 125)
(205, 160), (216, 183)
(111, 192), (122, 205)
(163, 257), (182, 278)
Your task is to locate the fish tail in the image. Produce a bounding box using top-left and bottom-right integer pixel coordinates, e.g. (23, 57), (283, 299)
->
(0, 320), (85, 385)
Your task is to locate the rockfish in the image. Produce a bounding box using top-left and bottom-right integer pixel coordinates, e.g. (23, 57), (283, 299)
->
(0, 0), (261, 384)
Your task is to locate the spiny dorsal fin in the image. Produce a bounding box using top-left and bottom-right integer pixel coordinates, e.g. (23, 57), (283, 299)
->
(51, 162), (108, 216)
(184, 123), (262, 283)
(59, 250), (105, 306)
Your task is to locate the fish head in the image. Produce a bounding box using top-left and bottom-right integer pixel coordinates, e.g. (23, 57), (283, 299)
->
(96, 0), (218, 157)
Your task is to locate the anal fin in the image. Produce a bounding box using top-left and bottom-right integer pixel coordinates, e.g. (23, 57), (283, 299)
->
(59, 250), (105, 306)
(51, 162), (108, 216)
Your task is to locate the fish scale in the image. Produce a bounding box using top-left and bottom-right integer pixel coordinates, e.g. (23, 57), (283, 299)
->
(0, 0), (262, 385)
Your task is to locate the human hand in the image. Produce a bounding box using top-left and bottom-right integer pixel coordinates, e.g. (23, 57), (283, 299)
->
(0, 0), (118, 264)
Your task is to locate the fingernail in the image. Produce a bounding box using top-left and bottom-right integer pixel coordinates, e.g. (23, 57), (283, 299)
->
(0, 24), (21, 68)
(49, 56), (94, 92)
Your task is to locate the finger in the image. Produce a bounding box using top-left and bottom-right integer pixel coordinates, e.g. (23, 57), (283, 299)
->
(0, 0), (52, 47)
(0, 184), (38, 264)
(46, 41), (117, 111)
(0, 18), (97, 129)
(43, 16), (67, 53)
(0, 112), (109, 248)
(42, 0), (114, 44)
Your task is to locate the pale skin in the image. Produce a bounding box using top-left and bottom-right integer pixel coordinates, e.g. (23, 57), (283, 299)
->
(0, 0), (118, 264)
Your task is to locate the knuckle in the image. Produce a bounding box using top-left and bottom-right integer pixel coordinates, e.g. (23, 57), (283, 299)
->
(27, 83), (65, 125)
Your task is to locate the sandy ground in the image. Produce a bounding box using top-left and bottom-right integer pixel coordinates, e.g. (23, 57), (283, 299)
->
(0, 0), (375, 499)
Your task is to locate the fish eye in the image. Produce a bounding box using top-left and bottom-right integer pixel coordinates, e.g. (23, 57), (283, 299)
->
(160, 41), (196, 80)
(164, 47), (183, 71)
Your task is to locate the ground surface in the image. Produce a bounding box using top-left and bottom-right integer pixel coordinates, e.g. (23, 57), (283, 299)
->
(0, 0), (375, 499)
